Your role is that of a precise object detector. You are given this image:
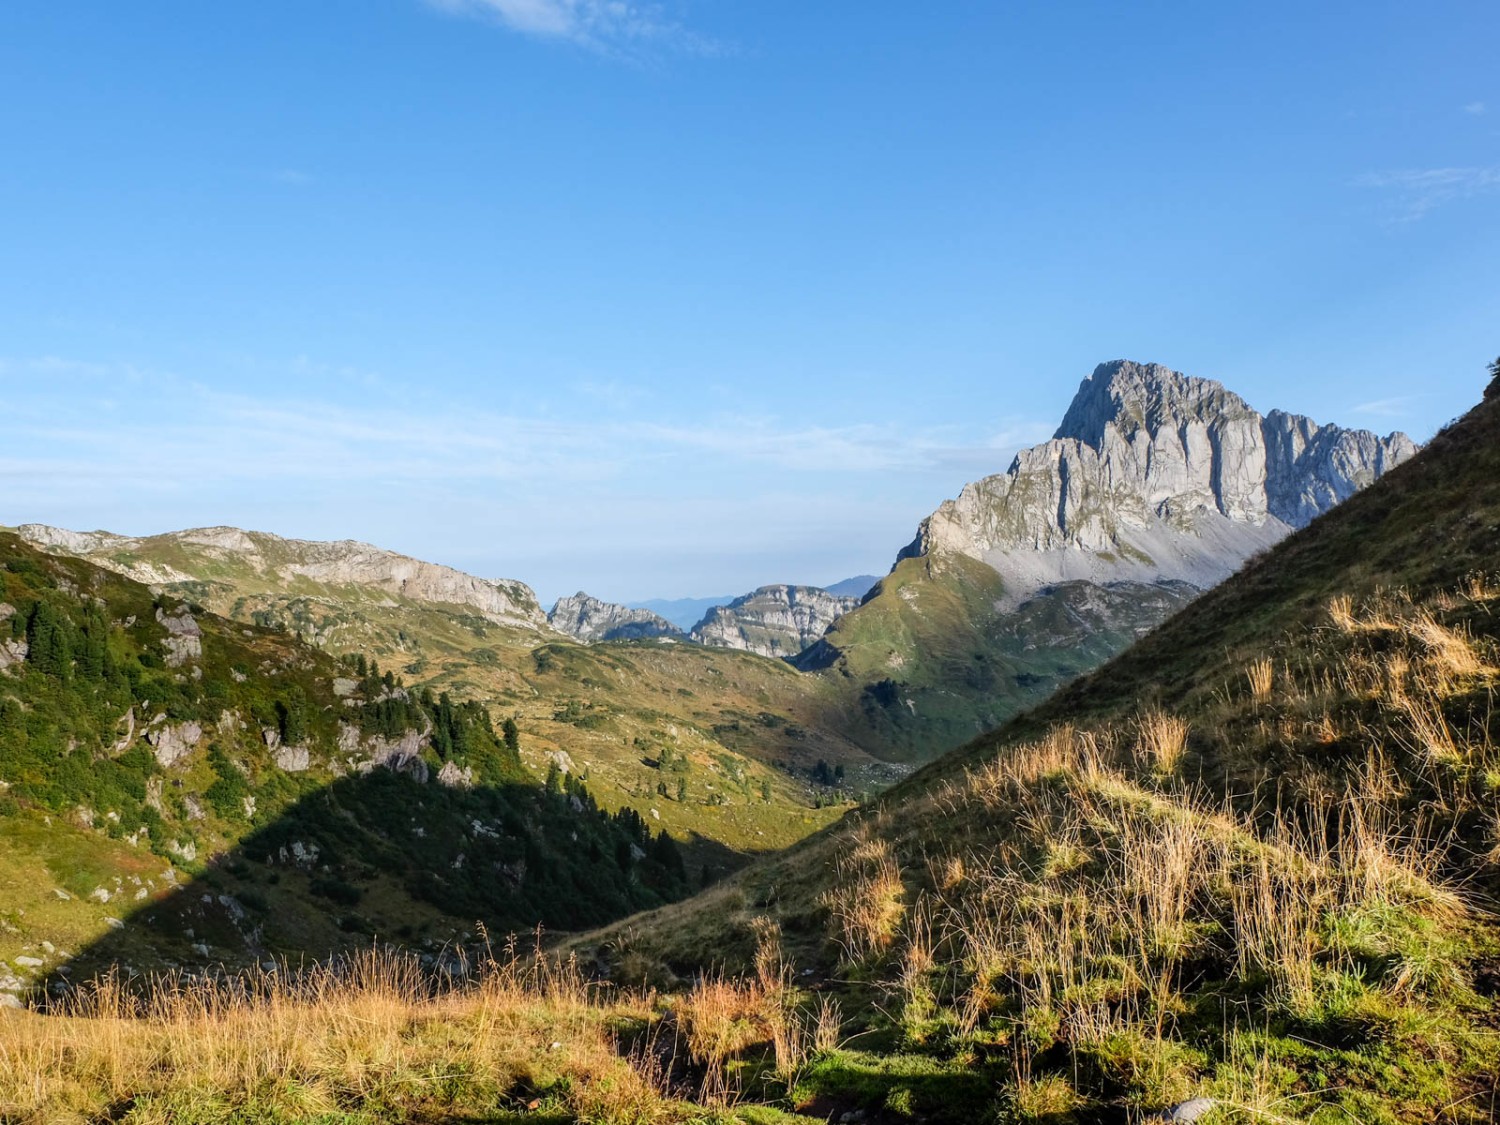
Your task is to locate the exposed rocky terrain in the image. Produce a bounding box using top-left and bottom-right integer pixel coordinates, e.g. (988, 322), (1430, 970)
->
(901, 360), (1416, 601)
(16, 525), (548, 630)
(690, 584), (860, 659)
(547, 593), (682, 642)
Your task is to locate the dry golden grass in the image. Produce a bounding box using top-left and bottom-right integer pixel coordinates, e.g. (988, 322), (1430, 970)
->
(1246, 657), (1275, 704)
(0, 945), (671, 1125)
(573, 575), (1500, 1118)
(1408, 608), (1490, 683)
(822, 833), (906, 963)
(674, 917), (828, 1102)
(1135, 710), (1190, 774)
(19, 573), (1500, 1124)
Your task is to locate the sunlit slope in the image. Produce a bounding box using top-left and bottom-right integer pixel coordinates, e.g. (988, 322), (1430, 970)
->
(928, 384), (1500, 781)
(798, 360), (1414, 768)
(11, 527), (883, 862)
(574, 386), (1500, 1122)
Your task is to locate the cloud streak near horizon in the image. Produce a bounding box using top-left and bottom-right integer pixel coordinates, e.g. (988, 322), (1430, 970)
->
(0, 357), (1050, 600)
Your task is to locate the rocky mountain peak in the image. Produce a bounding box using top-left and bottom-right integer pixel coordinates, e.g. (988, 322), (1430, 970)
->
(691, 585), (860, 659)
(1052, 360), (1255, 447)
(547, 593), (682, 643)
(905, 360), (1417, 600)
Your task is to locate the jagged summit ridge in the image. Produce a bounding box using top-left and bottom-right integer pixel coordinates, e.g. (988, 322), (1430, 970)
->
(15, 524), (549, 630)
(691, 585), (859, 659)
(1053, 360), (1256, 447)
(548, 593), (682, 643)
(906, 360), (1416, 597)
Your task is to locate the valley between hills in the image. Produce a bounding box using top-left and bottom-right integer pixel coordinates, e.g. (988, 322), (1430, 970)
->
(9, 358), (1497, 1125)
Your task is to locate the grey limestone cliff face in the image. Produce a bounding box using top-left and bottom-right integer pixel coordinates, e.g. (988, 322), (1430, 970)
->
(691, 585), (860, 659)
(904, 360), (1416, 600)
(547, 593), (683, 643)
(14, 525), (549, 630)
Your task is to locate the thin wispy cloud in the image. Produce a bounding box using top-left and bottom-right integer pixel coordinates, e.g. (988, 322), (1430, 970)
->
(268, 169), (312, 186)
(1462, 101), (1487, 116)
(0, 356), (1039, 599)
(1356, 166), (1500, 222)
(0, 356), (1043, 495)
(424, 0), (720, 57)
(1351, 395), (1421, 418)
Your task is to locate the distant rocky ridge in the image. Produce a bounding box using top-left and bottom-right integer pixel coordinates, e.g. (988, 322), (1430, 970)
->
(15, 520), (874, 664)
(691, 585), (860, 659)
(549, 584), (862, 659)
(547, 593), (683, 642)
(801, 359), (1418, 759)
(14, 525), (549, 631)
(627, 576), (879, 643)
(900, 360), (1417, 602)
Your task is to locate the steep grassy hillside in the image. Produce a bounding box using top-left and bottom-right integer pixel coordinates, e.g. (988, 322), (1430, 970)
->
(12, 529), (888, 869)
(566, 385), (1500, 1122)
(799, 552), (1196, 759)
(0, 532), (692, 1003)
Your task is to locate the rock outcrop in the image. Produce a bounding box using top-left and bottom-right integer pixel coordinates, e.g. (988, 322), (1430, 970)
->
(901, 360), (1416, 603)
(146, 722), (203, 769)
(0, 639), (28, 671)
(15, 525), (548, 631)
(155, 605), (203, 667)
(548, 593), (683, 643)
(691, 585), (860, 659)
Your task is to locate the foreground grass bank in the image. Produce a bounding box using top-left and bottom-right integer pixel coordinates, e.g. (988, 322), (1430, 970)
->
(2, 942), (835, 1125)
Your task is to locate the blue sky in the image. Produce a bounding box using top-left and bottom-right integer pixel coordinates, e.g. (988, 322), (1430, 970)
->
(1, 1), (1496, 604)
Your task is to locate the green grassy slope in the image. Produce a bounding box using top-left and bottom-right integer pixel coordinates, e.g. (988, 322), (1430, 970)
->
(0, 533), (693, 1000)
(572, 385), (1500, 1122)
(800, 551), (1197, 761)
(11, 531), (885, 869)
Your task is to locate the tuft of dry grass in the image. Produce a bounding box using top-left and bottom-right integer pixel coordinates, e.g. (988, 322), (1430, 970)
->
(1136, 711), (1190, 774)
(674, 916), (830, 1100)
(1246, 658), (1275, 705)
(822, 834), (906, 963)
(1408, 609), (1490, 683)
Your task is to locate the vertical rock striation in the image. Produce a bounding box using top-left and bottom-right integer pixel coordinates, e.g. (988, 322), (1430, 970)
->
(691, 585), (860, 659)
(901, 360), (1416, 600)
(805, 359), (1418, 761)
(547, 594), (683, 642)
